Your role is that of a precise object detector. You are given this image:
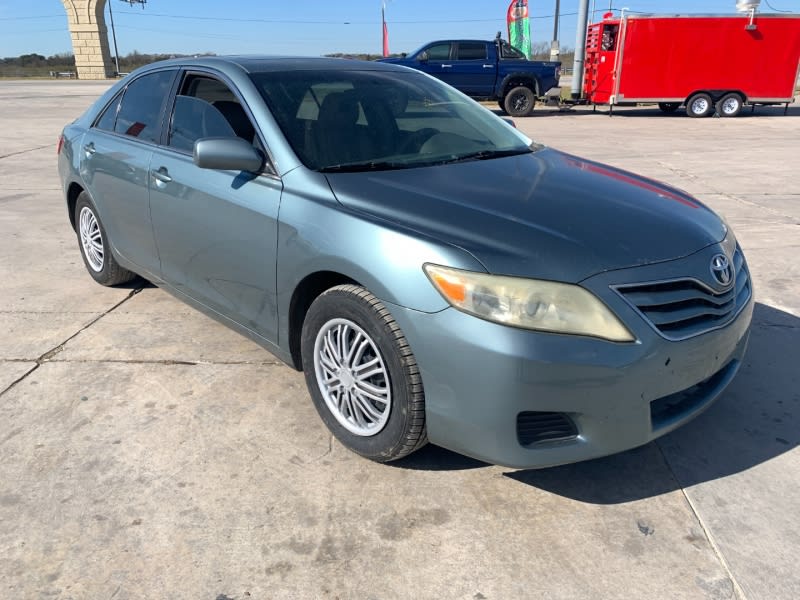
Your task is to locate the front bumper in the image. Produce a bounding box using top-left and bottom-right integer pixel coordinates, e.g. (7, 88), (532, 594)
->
(388, 246), (754, 469)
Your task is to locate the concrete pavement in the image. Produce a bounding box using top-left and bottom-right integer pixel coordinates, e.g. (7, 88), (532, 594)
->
(0, 80), (798, 599)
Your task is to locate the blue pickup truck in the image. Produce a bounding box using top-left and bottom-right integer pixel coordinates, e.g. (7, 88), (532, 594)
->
(379, 39), (561, 117)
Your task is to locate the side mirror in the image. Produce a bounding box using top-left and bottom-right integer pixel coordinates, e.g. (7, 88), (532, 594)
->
(193, 137), (263, 172)
(418, 51), (429, 63)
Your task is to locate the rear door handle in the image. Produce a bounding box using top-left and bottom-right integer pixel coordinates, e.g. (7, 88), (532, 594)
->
(83, 142), (95, 156)
(151, 167), (172, 184)
(482, 64), (494, 69)
(441, 64), (452, 68)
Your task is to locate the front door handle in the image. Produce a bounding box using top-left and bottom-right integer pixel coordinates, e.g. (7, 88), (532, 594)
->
(482, 64), (494, 69)
(151, 167), (172, 184)
(441, 64), (452, 68)
(83, 142), (95, 156)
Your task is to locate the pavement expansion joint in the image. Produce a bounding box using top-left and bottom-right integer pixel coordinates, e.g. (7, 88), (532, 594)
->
(41, 358), (285, 367)
(0, 286), (143, 398)
(0, 144), (53, 161)
(655, 440), (747, 600)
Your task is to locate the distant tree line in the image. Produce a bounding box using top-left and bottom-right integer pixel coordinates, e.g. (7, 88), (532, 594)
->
(0, 51), (213, 78)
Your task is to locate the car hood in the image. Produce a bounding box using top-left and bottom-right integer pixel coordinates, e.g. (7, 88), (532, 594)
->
(324, 148), (726, 282)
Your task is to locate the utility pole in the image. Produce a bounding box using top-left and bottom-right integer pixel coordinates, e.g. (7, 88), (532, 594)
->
(550, 0), (560, 60)
(570, 0), (590, 99)
(108, 1), (121, 76)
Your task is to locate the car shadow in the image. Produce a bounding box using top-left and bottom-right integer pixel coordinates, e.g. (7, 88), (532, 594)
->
(113, 276), (156, 290)
(395, 303), (799, 503)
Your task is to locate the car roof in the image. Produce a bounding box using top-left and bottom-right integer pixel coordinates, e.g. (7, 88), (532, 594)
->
(145, 55), (411, 74)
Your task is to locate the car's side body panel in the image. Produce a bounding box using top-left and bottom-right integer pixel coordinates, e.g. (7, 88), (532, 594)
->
(149, 147), (283, 341)
(79, 129), (161, 276)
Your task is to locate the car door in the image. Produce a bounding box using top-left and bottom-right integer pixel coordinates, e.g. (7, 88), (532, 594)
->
(148, 71), (282, 342)
(413, 42), (453, 83)
(79, 69), (177, 277)
(447, 42), (496, 96)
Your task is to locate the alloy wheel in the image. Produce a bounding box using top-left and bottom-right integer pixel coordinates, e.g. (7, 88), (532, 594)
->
(313, 318), (391, 437)
(78, 206), (104, 272)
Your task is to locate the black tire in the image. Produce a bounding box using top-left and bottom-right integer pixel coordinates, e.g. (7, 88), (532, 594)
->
(74, 192), (137, 286)
(686, 93), (714, 118)
(503, 86), (536, 117)
(658, 102), (680, 113)
(301, 285), (427, 462)
(497, 99), (507, 114)
(716, 92), (743, 118)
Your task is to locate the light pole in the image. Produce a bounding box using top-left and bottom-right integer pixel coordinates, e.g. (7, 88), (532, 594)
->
(108, 1), (121, 76)
(551, 0), (560, 60)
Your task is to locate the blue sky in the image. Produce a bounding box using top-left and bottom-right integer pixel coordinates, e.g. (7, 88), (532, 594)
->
(0, 0), (795, 58)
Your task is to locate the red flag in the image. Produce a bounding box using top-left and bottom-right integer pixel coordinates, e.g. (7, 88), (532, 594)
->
(382, 7), (390, 57)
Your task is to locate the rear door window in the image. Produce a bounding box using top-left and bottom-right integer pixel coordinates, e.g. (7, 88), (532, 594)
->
(113, 70), (175, 143)
(456, 43), (487, 60)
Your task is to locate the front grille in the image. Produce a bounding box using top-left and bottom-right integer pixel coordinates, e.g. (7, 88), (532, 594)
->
(615, 249), (751, 340)
(650, 360), (738, 431)
(516, 412), (578, 447)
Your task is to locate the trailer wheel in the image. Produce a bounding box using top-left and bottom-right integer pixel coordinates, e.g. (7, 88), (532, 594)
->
(686, 93), (714, 118)
(503, 86), (536, 117)
(658, 102), (680, 113)
(716, 93), (743, 118)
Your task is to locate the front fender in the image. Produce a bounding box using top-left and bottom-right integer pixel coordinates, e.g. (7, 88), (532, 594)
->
(275, 168), (486, 349)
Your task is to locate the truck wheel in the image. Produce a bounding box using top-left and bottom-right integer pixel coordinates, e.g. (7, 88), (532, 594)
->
(658, 102), (680, 113)
(686, 93), (714, 118)
(503, 86), (536, 117)
(716, 93), (743, 118)
(497, 99), (507, 114)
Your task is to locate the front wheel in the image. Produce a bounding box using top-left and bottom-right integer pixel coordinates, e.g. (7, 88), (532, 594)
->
(301, 285), (427, 462)
(503, 86), (536, 117)
(716, 93), (743, 118)
(686, 93), (714, 118)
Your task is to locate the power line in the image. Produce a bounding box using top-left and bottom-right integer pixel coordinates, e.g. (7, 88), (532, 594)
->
(112, 9), (578, 25)
(762, 0), (793, 12)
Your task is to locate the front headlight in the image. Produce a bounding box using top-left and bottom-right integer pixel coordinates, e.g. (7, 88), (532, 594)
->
(424, 264), (635, 342)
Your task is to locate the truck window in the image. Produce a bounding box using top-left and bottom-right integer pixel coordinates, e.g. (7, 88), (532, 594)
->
(601, 25), (619, 51)
(421, 43), (451, 60)
(456, 43), (487, 60)
(500, 41), (526, 59)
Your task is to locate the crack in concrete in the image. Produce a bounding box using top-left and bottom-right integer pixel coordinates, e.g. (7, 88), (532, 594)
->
(0, 144), (53, 160)
(655, 440), (747, 600)
(0, 287), (143, 398)
(43, 358), (284, 367)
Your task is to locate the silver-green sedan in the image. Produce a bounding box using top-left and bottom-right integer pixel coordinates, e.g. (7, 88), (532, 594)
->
(58, 57), (753, 468)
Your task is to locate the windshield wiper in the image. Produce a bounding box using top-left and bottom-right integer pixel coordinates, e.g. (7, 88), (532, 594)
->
(439, 147), (533, 165)
(318, 160), (411, 173)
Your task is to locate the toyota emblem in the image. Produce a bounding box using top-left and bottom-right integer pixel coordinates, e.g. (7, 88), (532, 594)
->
(710, 254), (733, 287)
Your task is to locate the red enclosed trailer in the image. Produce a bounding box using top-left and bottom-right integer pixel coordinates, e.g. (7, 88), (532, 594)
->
(583, 13), (800, 116)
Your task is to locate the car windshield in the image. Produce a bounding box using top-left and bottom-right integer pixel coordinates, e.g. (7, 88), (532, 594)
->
(250, 68), (536, 172)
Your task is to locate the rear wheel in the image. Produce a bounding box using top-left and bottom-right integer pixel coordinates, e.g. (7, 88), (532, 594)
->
(503, 86), (536, 117)
(497, 99), (507, 114)
(301, 285), (427, 462)
(658, 102), (680, 113)
(686, 93), (714, 118)
(74, 192), (137, 286)
(716, 92), (743, 118)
